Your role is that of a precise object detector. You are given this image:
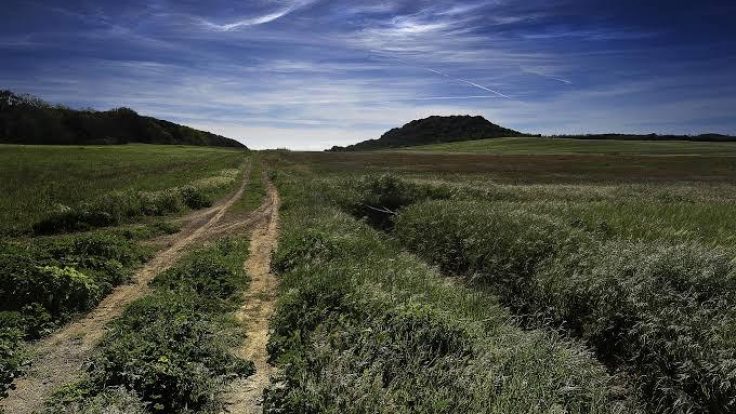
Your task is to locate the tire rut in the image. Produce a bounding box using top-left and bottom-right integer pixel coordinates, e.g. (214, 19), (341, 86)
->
(1, 166), (253, 414)
(221, 174), (280, 414)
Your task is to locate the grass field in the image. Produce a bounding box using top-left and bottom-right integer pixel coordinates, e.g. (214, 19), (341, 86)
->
(261, 147), (736, 413)
(283, 150), (736, 183)
(404, 136), (736, 156)
(3, 142), (736, 414)
(0, 144), (246, 234)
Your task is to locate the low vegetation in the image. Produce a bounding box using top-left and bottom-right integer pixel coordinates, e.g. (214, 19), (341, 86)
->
(44, 238), (254, 413)
(0, 227), (171, 397)
(405, 136), (736, 156)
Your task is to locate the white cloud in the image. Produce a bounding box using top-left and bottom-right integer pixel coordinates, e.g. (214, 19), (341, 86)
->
(198, 0), (318, 31)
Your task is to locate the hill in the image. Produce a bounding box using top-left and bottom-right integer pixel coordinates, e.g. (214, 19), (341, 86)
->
(0, 90), (246, 148)
(329, 115), (523, 151)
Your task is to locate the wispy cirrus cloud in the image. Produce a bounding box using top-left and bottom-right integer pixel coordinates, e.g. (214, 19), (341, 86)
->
(2, 0), (734, 149)
(197, 0), (319, 31)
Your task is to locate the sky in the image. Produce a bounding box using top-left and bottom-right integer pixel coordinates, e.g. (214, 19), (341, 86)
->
(1, 0), (735, 149)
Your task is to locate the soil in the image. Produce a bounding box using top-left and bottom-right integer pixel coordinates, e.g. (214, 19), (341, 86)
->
(221, 175), (280, 414)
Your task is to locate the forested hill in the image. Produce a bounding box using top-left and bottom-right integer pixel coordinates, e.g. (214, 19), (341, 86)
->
(329, 115), (524, 151)
(0, 90), (246, 148)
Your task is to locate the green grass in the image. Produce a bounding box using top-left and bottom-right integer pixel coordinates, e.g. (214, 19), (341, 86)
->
(393, 199), (736, 413)
(315, 173), (736, 413)
(0, 144), (246, 234)
(263, 169), (643, 414)
(230, 157), (267, 214)
(0, 227), (172, 398)
(404, 136), (736, 156)
(272, 150), (736, 184)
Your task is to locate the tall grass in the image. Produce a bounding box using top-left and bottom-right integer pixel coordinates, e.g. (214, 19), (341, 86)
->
(33, 168), (240, 234)
(395, 200), (736, 413)
(264, 175), (642, 413)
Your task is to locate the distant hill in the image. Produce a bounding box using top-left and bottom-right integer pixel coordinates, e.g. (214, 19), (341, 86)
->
(329, 115), (524, 151)
(0, 90), (246, 148)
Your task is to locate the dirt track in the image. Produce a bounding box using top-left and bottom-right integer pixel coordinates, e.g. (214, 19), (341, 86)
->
(221, 176), (280, 414)
(1, 168), (256, 414)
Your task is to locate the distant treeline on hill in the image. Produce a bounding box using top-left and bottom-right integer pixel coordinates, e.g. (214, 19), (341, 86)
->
(330, 115), (736, 151)
(329, 115), (523, 151)
(0, 90), (246, 148)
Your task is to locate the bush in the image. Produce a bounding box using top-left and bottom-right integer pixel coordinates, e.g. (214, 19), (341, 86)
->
(0, 321), (26, 399)
(329, 174), (453, 229)
(0, 258), (99, 316)
(179, 185), (212, 209)
(90, 294), (252, 413)
(43, 384), (147, 414)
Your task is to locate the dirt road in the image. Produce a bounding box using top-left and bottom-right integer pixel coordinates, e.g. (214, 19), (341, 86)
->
(1, 170), (255, 414)
(221, 176), (280, 414)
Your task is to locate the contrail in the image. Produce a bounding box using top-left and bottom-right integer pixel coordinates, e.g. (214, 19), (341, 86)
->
(422, 68), (511, 98)
(369, 50), (512, 99)
(522, 68), (572, 84)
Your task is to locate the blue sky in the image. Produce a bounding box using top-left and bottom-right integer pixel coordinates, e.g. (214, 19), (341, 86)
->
(1, 0), (735, 149)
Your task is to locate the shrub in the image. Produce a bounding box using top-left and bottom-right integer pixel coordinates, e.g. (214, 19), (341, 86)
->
(33, 182), (215, 235)
(0, 320), (26, 399)
(329, 174), (453, 229)
(179, 185), (212, 209)
(0, 232), (149, 395)
(89, 294), (252, 413)
(0, 257), (99, 316)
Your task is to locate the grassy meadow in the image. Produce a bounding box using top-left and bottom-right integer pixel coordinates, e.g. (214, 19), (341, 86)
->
(2, 139), (736, 414)
(260, 145), (736, 414)
(403, 136), (736, 156)
(0, 144), (246, 234)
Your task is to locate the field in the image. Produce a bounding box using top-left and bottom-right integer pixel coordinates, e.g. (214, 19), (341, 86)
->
(404, 136), (736, 156)
(0, 145), (245, 235)
(2, 141), (736, 413)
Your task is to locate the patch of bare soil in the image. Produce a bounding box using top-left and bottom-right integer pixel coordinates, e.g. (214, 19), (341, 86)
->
(1, 170), (252, 414)
(221, 176), (280, 414)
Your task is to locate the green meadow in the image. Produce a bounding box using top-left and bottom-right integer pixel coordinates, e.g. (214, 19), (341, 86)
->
(403, 136), (736, 156)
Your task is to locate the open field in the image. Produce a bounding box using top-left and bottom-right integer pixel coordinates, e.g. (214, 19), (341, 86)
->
(0, 144), (246, 234)
(282, 150), (736, 183)
(259, 147), (736, 413)
(404, 136), (736, 156)
(3, 143), (736, 413)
